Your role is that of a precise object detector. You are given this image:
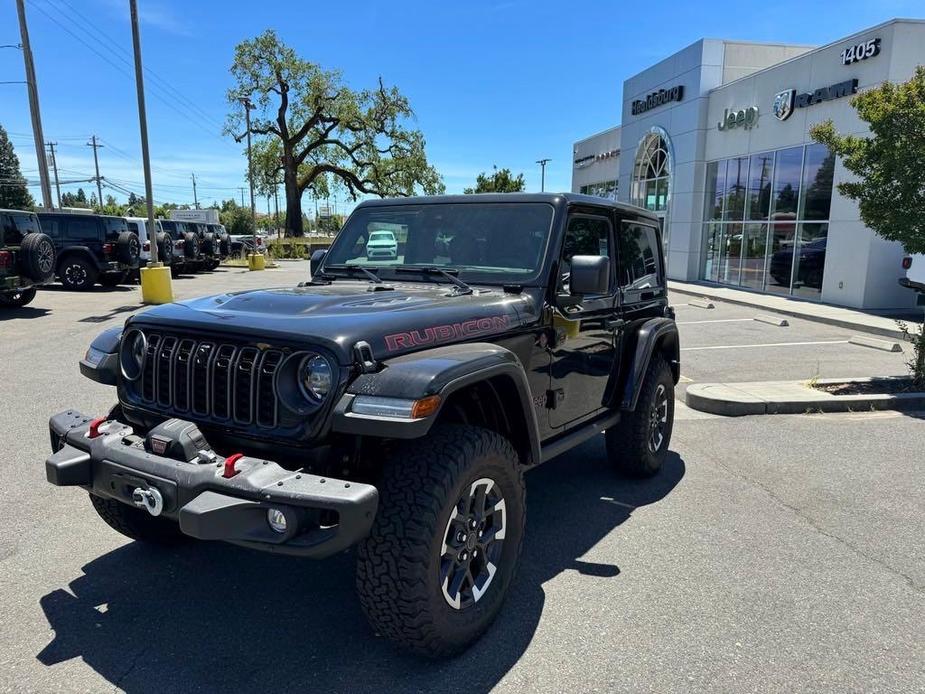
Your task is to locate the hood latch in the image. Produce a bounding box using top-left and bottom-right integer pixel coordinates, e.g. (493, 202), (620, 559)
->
(353, 340), (379, 374)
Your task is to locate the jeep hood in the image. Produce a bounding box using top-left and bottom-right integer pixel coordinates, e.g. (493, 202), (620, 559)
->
(129, 281), (542, 363)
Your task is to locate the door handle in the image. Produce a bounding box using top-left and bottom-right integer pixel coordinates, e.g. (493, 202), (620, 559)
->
(605, 318), (626, 330)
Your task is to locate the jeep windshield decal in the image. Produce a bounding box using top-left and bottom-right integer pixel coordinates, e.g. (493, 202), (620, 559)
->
(384, 315), (510, 351)
(323, 202), (554, 285)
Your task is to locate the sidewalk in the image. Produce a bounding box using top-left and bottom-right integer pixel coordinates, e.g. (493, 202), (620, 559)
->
(668, 280), (921, 340)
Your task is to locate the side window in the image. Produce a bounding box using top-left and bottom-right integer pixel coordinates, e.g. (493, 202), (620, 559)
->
(9, 214), (39, 245)
(618, 222), (661, 290)
(40, 217), (60, 238)
(65, 218), (100, 241)
(127, 222), (139, 233)
(559, 214), (612, 294)
(0, 213), (12, 245)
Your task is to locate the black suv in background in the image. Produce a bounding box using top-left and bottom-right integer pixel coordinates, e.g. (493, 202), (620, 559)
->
(160, 220), (202, 275)
(37, 212), (140, 290)
(0, 209), (56, 307)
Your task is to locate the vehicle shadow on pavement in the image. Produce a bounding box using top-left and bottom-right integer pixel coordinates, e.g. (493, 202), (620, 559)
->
(36, 441), (684, 693)
(0, 306), (51, 321)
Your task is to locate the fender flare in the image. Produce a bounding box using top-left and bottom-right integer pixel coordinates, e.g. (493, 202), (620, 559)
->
(620, 317), (680, 411)
(332, 342), (542, 465)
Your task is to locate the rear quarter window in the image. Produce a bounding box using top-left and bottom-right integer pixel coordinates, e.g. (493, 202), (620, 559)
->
(618, 221), (662, 290)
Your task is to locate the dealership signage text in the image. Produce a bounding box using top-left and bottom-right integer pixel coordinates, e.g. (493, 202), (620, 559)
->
(772, 78), (858, 121)
(631, 85), (684, 115)
(717, 106), (759, 131)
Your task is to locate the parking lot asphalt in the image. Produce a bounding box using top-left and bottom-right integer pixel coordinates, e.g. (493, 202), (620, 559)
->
(0, 265), (921, 693)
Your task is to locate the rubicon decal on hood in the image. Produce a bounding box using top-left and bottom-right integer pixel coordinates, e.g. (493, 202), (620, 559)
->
(385, 315), (511, 351)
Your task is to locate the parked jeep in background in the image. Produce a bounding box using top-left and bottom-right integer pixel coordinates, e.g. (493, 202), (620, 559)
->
(36, 212), (140, 290)
(45, 194), (679, 657)
(160, 219), (202, 274)
(0, 209), (56, 307)
(206, 223), (230, 264)
(126, 217), (174, 270)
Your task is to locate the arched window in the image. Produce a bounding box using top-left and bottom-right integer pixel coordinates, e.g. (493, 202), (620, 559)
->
(631, 132), (671, 212)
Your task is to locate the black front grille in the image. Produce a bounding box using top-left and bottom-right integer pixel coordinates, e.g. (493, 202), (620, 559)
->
(133, 332), (284, 428)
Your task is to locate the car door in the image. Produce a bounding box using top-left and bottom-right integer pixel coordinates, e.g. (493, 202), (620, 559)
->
(548, 210), (623, 430)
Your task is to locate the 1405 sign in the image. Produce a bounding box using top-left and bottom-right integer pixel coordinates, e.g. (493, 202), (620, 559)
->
(841, 38), (880, 65)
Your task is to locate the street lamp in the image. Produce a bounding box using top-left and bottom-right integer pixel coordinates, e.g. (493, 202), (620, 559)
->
(536, 158), (551, 192)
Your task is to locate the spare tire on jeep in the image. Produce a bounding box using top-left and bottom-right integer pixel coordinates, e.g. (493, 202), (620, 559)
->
(200, 232), (215, 256)
(155, 232), (174, 265)
(19, 232), (56, 283)
(218, 234), (230, 257)
(182, 232), (200, 258)
(116, 231), (141, 265)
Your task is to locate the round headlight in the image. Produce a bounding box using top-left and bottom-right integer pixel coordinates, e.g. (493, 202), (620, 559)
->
(120, 328), (146, 381)
(298, 354), (333, 401)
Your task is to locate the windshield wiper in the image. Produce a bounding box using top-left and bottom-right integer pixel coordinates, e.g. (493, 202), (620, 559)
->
(323, 264), (382, 283)
(394, 266), (473, 295)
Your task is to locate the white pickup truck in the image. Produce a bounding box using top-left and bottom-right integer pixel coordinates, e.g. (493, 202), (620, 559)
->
(901, 253), (925, 294)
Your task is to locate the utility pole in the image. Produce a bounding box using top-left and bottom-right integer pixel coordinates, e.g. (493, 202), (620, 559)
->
(536, 158), (551, 192)
(191, 172), (198, 208)
(46, 141), (61, 208)
(129, 0), (170, 304)
(239, 97), (257, 254)
(273, 183), (280, 238)
(16, 0), (53, 209)
(239, 187), (245, 207)
(88, 135), (104, 208)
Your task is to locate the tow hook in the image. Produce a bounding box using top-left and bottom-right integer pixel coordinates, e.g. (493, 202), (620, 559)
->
(131, 487), (164, 516)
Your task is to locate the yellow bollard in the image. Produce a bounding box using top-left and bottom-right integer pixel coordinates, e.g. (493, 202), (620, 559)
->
(139, 263), (174, 304)
(247, 253), (266, 271)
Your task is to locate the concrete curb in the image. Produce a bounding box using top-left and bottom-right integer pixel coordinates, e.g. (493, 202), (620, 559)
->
(688, 298), (715, 309)
(754, 314), (789, 327)
(669, 284), (908, 340)
(685, 377), (925, 416)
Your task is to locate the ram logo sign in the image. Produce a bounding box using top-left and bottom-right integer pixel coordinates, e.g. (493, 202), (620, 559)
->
(773, 79), (859, 121)
(772, 90), (796, 121)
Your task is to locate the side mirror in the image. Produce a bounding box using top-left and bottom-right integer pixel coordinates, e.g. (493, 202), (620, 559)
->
(569, 255), (610, 296)
(309, 249), (327, 278)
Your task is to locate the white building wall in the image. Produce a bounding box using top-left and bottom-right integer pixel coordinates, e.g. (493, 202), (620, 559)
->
(571, 126), (621, 194)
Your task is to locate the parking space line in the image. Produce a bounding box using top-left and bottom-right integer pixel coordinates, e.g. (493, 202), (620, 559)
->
(677, 318), (754, 325)
(681, 339), (849, 352)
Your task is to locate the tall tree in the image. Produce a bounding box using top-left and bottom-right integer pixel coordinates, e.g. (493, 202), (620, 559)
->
(810, 66), (925, 255)
(0, 124), (35, 210)
(225, 30), (444, 237)
(463, 166), (526, 194)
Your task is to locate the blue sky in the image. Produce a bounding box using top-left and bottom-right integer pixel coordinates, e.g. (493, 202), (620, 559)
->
(0, 0), (920, 214)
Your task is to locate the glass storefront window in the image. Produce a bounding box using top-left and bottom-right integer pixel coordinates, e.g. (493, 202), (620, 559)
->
(791, 222), (828, 298)
(746, 153), (774, 221)
(771, 147), (802, 218)
(723, 157), (748, 221)
(799, 144), (835, 221)
(703, 144), (833, 298)
(704, 160), (726, 221)
(740, 223), (768, 289)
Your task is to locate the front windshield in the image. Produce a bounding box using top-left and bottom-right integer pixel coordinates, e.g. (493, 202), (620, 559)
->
(323, 202), (555, 282)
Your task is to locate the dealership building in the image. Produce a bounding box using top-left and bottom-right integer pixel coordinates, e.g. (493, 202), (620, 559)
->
(571, 18), (924, 309)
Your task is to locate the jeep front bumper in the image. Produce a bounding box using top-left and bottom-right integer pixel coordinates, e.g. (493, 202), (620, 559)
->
(46, 410), (378, 557)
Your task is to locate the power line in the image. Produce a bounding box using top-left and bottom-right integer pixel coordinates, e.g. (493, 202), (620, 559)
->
(28, 0), (236, 150)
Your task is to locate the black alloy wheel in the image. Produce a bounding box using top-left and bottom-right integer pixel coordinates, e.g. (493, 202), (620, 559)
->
(439, 477), (507, 610)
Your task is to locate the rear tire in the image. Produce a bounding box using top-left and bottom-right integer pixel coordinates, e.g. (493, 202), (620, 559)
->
(89, 493), (186, 545)
(605, 356), (674, 478)
(0, 287), (37, 307)
(356, 424), (525, 657)
(59, 257), (97, 290)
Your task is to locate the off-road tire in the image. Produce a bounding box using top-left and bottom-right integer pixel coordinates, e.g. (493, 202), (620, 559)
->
(19, 232), (56, 283)
(156, 232), (174, 266)
(200, 232), (215, 256)
(116, 231), (141, 265)
(356, 424), (525, 657)
(0, 287), (37, 307)
(605, 355), (674, 478)
(182, 232), (200, 259)
(59, 256), (97, 290)
(89, 493), (186, 545)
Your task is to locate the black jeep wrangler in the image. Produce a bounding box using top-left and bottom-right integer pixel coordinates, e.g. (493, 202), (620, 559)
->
(36, 212), (141, 290)
(0, 209), (56, 307)
(45, 194), (679, 656)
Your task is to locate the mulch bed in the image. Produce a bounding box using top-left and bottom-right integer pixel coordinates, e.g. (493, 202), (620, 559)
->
(812, 377), (920, 396)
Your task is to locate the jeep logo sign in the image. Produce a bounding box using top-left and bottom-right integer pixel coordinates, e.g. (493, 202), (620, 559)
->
(717, 106), (759, 131)
(631, 85), (684, 116)
(773, 79), (859, 121)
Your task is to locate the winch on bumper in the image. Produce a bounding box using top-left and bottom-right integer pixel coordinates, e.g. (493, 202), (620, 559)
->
(45, 410), (378, 557)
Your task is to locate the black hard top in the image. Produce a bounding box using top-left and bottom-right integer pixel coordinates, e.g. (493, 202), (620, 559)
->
(354, 193), (657, 221)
